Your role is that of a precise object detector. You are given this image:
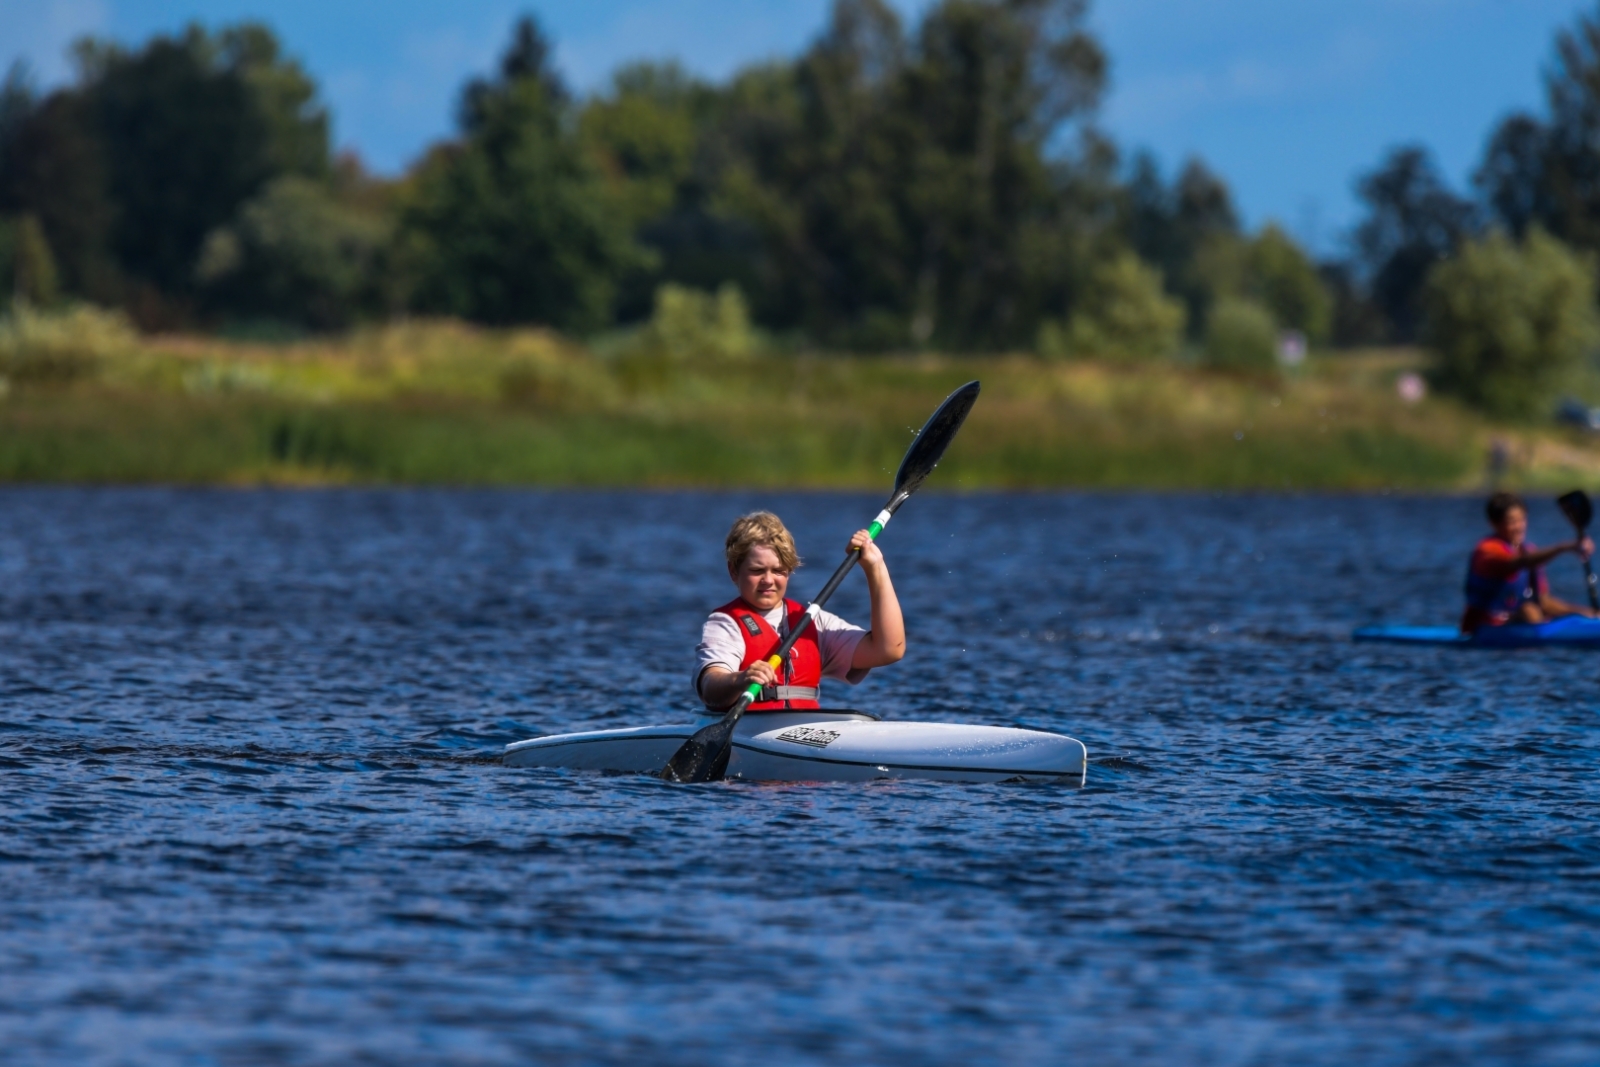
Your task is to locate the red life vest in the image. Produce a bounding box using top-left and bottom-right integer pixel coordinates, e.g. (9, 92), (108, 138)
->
(1461, 535), (1546, 633)
(713, 597), (822, 711)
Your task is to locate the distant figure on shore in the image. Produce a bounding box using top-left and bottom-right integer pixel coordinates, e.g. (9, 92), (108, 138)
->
(1485, 438), (1509, 487)
(1462, 492), (1595, 634)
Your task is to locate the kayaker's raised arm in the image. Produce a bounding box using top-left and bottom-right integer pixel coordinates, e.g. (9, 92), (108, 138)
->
(847, 528), (906, 670)
(1474, 537), (1592, 579)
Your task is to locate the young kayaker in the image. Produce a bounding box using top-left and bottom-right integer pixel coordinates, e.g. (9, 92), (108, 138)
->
(696, 511), (905, 711)
(1461, 491), (1595, 633)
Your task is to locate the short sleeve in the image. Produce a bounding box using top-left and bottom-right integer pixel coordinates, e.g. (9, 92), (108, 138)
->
(810, 607), (870, 685)
(694, 613), (747, 699)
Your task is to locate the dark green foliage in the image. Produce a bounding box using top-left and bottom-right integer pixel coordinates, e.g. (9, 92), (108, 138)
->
(12, 213), (58, 305)
(398, 16), (641, 330)
(0, 67), (115, 299)
(82, 26), (329, 316)
(0, 27), (329, 326)
(1477, 113), (1551, 239)
(1351, 146), (1476, 343)
(196, 175), (390, 330)
(0, 7), (1280, 353)
(1202, 298), (1278, 374)
(690, 0), (1110, 349)
(1474, 7), (1600, 256)
(1118, 154), (1246, 336)
(1426, 228), (1599, 419)
(1248, 224), (1330, 341)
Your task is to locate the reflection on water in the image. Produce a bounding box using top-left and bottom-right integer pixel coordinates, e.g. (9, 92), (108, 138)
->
(2, 488), (1597, 1064)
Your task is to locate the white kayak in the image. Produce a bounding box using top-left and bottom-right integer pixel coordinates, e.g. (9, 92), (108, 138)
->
(503, 710), (1087, 784)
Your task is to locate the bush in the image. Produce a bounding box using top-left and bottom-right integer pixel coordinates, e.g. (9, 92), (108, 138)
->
(638, 283), (755, 360)
(1249, 224), (1331, 342)
(1425, 229), (1600, 419)
(1202, 298), (1278, 373)
(1043, 251), (1184, 361)
(196, 176), (389, 331)
(0, 301), (137, 382)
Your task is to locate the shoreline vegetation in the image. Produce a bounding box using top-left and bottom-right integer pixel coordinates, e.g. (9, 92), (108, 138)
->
(9, 11), (1600, 494)
(3, 314), (1599, 490)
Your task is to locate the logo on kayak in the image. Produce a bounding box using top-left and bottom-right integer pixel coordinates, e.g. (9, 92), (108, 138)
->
(776, 727), (840, 749)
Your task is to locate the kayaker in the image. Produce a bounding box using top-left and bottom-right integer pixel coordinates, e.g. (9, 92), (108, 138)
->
(696, 510), (905, 711)
(1461, 491), (1595, 633)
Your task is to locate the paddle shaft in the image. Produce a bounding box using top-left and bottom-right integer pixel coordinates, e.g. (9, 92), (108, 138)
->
(1579, 532), (1599, 611)
(1557, 491), (1600, 612)
(720, 494), (906, 721)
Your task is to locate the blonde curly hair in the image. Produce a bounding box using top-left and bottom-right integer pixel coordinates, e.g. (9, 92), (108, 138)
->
(725, 511), (802, 574)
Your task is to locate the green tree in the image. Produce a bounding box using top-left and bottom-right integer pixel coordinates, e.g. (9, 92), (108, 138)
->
(12, 213), (59, 305)
(1040, 250), (1182, 361)
(710, 0), (1108, 349)
(1426, 228), (1599, 419)
(79, 24), (330, 314)
(1202, 297), (1278, 373)
(1247, 223), (1331, 341)
(579, 63), (699, 230)
(1352, 145), (1476, 342)
(399, 17), (640, 329)
(637, 282), (755, 360)
(0, 66), (115, 300)
(576, 62), (715, 321)
(1117, 154), (1245, 337)
(196, 175), (389, 330)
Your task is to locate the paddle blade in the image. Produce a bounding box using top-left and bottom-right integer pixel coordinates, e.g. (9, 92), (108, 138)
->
(892, 381), (980, 499)
(1558, 489), (1593, 531)
(660, 718), (735, 783)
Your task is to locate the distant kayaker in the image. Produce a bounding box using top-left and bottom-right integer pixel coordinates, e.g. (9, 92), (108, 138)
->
(1462, 491), (1595, 633)
(696, 511), (905, 711)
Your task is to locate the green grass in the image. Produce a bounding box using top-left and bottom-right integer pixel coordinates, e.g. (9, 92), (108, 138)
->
(0, 318), (1591, 488)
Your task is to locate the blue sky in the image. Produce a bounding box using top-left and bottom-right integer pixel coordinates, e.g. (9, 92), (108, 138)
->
(1, 0), (1587, 252)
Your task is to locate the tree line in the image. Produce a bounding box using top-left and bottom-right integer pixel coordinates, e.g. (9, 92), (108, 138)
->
(1, 0), (1600, 397)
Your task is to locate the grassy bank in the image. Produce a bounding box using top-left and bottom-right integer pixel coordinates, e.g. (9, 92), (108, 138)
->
(2, 317), (1597, 488)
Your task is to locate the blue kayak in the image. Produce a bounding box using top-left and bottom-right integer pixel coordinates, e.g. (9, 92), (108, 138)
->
(1353, 616), (1600, 648)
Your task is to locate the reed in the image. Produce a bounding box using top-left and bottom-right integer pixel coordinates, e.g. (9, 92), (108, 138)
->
(0, 317), (1587, 489)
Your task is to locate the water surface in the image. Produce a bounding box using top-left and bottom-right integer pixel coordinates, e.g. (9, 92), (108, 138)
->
(2, 489), (1597, 1064)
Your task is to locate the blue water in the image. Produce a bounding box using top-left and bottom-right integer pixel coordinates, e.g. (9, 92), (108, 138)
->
(3, 488), (1599, 1065)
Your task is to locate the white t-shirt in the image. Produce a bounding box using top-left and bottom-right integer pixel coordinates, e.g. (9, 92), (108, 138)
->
(694, 602), (870, 702)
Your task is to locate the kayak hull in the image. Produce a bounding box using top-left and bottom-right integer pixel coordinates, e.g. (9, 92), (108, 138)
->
(503, 710), (1087, 784)
(1353, 616), (1600, 648)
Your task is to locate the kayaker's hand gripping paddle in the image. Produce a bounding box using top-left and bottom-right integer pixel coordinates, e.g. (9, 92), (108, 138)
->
(1556, 489), (1600, 612)
(660, 380), (981, 784)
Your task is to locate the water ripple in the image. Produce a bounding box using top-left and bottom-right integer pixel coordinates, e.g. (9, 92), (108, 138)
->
(2, 488), (1598, 1065)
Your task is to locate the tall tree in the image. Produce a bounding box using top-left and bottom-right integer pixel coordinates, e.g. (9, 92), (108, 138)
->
(1542, 7), (1600, 250)
(711, 0), (1107, 348)
(1476, 113), (1552, 239)
(79, 25), (329, 317)
(399, 16), (640, 329)
(1474, 7), (1600, 251)
(0, 65), (115, 299)
(1352, 145), (1476, 342)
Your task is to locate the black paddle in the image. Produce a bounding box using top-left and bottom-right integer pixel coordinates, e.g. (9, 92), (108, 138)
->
(660, 380), (982, 784)
(1556, 489), (1600, 612)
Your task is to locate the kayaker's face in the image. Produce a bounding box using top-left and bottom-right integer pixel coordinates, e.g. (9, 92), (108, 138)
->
(1496, 506), (1528, 547)
(732, 545), (790, 611)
